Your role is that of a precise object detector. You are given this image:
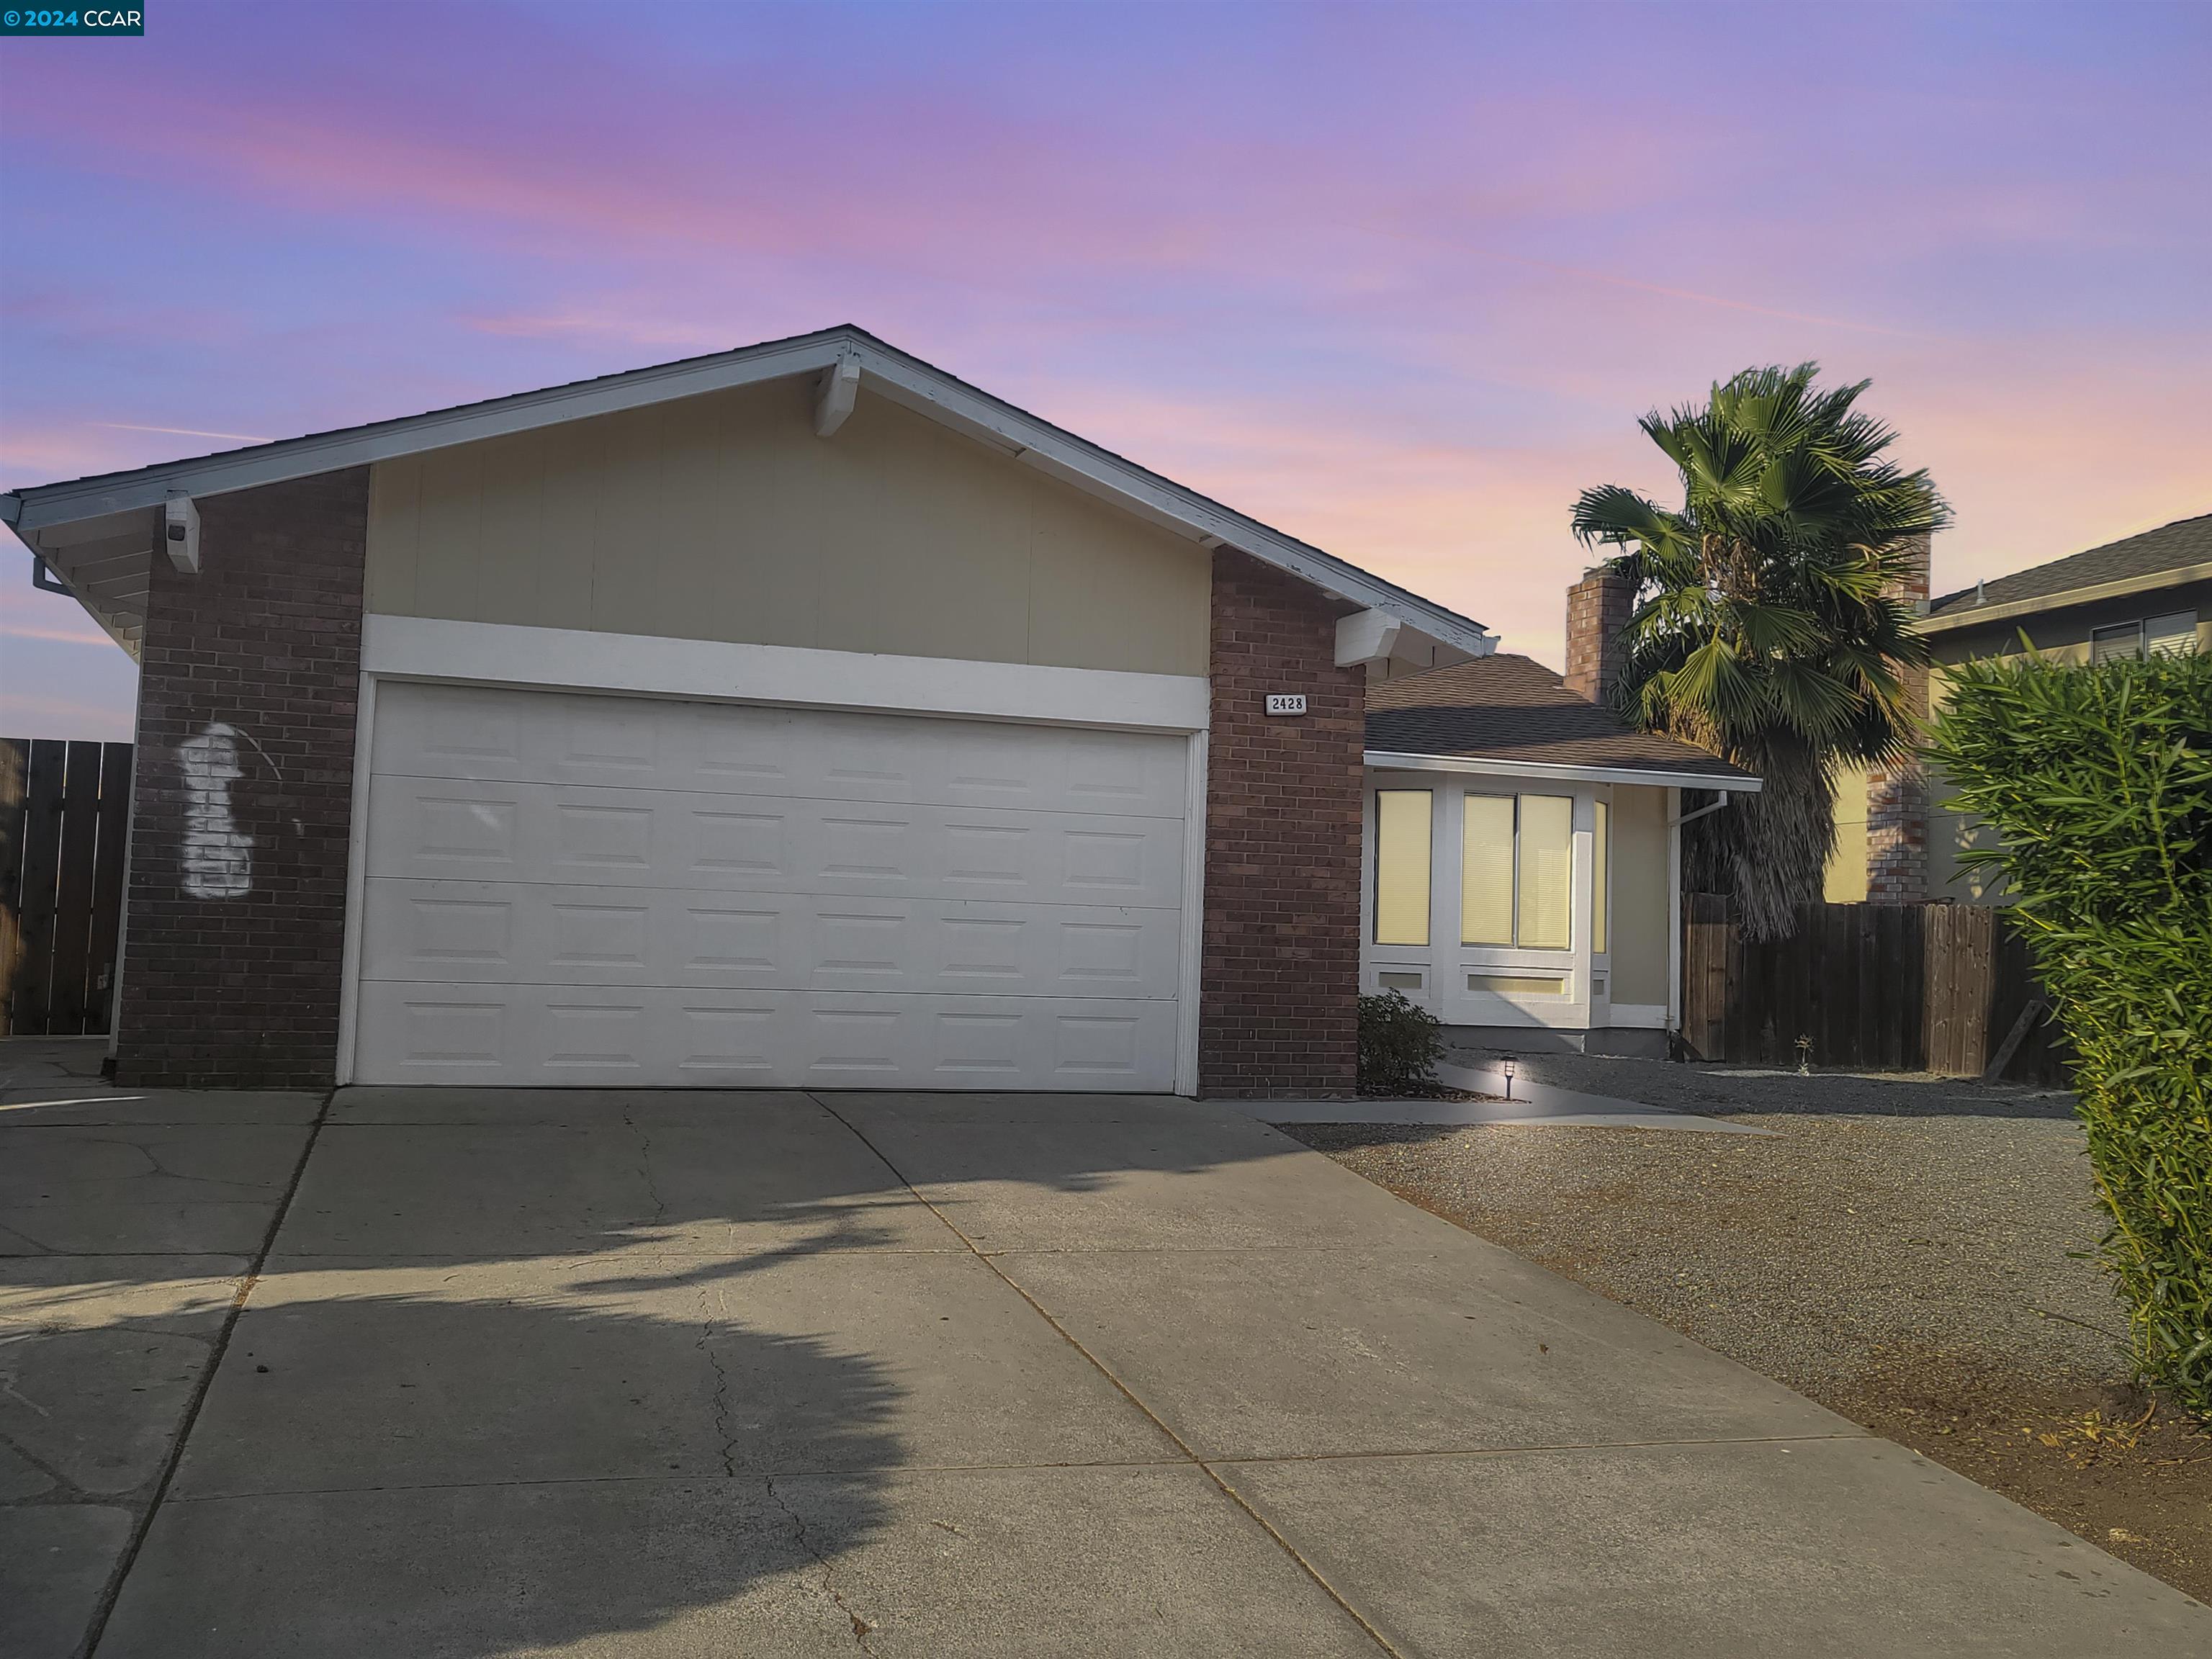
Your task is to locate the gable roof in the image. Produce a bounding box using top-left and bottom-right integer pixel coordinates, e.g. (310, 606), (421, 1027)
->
(1365, 655), (1760, 790)
(1925, 511), (2212, 628)
(4, 324), (1495, 664)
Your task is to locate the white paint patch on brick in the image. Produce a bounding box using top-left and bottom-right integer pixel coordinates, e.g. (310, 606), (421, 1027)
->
(179, 721), (254, 899)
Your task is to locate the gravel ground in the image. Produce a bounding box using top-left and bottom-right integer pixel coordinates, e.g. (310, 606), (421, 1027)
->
(1285, 1051), (2212, 1603)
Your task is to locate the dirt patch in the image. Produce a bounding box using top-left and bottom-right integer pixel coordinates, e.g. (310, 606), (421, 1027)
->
(1285, 1110), (2212, 1603)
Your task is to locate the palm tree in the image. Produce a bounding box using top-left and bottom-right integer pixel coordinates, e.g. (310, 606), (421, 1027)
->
(1570, 364), (1948, 940)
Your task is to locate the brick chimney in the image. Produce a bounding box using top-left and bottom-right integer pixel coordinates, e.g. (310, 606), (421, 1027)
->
(1565, 564), (1637, 707)
(1864, 532), (1933, 904)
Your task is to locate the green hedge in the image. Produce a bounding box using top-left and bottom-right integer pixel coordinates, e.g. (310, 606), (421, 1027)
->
(1931, 647), (2212, 1416)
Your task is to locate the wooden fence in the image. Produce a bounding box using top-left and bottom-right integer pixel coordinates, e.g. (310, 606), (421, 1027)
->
(1681, 894), (2069, 1084)
(1, 739), (134, 1037)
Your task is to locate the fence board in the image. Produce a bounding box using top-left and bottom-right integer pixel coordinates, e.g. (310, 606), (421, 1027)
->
(1679, 896), (2065, 1083)
(1, 737), (135, 1037)
(0, 740), (24, 1032)
(12, 742), (67, 1034)
(86, 742), (133, 1033)
(1926, 904), (1956, 1075)
(46, 740), (104, 1033)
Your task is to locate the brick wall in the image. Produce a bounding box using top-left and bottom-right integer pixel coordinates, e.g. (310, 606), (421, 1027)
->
(113, 469), (369, 1088)
(1866, 532), (1933, 904)
(1199, 549), (1364, 1097)
(1564, 564), (1637, 706)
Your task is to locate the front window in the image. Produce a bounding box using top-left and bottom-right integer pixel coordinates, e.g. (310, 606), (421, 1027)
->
(1460, 792), (1574, 950)
(1373, 790), (1432, 946)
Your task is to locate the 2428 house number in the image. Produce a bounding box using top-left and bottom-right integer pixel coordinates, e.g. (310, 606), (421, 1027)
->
(1265, 694), (1308, 716)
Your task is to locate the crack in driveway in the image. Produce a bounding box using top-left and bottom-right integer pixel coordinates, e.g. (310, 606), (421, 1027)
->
(764, 1470), (880, 1656)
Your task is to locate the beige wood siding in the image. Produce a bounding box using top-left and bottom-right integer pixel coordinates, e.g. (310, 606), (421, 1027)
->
(366, 377), (1210, 675)
(1608, 784), (1671, 1007)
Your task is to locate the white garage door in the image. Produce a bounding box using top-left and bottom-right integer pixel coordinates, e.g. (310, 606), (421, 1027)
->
(352, 682), (1190, 1089)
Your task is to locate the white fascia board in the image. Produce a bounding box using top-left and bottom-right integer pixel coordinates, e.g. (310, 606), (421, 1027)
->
(1364, 749), (1763, 793)
(361, 614), (1213, 733)
(6, 334), (851, 533)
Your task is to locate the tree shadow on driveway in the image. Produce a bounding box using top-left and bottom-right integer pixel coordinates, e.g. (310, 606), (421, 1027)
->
(4, 1084), (1321, 1658)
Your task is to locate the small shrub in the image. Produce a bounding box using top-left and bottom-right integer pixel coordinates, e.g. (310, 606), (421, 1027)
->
(1931, 647), (2212, 1418)
(1359, 990), (1444, 1096)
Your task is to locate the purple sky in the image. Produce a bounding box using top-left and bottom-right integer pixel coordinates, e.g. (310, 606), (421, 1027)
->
(4, 0), (2207, 740)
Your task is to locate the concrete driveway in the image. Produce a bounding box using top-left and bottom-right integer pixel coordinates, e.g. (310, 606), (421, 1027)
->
(4, 1051), (2206, 1656)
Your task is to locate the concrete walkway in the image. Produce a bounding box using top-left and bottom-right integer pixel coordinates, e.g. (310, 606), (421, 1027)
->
(1247, 1062), (1779, 1134)
(4, 1068), (2203, 1655)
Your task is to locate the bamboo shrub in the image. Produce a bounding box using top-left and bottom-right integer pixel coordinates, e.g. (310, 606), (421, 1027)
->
(1931, 647), (2212, 1416)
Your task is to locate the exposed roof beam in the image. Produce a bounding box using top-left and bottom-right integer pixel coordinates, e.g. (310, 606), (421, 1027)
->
(813, 353), (860, 437)
(163, 492), (201, 574)
(1335, 608), (1403, 667)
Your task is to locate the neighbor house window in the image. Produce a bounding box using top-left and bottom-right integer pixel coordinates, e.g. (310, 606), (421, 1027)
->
(2092, 612), (2200, 662)
(2091, 622), (2143, 663)
(1374, 791), (1432, 946)
(1461, 793), (1574, 950)
(2147, 611), (2199, 656)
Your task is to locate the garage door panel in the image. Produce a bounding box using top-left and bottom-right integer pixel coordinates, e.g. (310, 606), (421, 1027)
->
(357, 684), (1190, 1090)
(372, 682), (1187, 817)
(352, 982), (1179, 1090)
(366, 778), (1184, 906)
(361, 879), (1182, 998)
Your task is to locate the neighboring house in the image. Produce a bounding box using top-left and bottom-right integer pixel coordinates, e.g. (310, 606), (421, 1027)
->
(5, 325), (1748, 1095)
(1563, 516), (2209, 913)
(1827, 512), (2211, 904)
(1364, 655), (1757, 1057)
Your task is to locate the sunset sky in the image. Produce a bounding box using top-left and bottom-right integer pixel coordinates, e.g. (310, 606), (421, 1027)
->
(3, 0), (2207, 739)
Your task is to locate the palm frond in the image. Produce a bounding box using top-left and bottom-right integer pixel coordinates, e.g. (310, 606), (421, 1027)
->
(1571, 361), (1946, 935)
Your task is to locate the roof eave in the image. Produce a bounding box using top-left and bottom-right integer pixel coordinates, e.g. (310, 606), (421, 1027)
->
(2, 325), (1497, 661)
(1923, 558), (2212, 635)
(1364, 748), (1762, 793)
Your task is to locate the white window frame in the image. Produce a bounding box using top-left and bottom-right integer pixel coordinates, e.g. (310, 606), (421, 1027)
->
(2092, 611), (2200, 662)
(1361, 772), (1610, 1031)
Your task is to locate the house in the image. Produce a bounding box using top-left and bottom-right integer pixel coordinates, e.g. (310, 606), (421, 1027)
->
(1829, 513), (2208, 904)
(5, 325), (1752, 1094)
(1363, 655), (1755, 1056)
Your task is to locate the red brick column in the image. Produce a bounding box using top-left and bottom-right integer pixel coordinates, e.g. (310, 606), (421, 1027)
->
(114, 469), (369, 1088)
(1199, 549), (1364, 1097)
(1866, 532), (1933, 904)
(1564, 564), (1637, 706)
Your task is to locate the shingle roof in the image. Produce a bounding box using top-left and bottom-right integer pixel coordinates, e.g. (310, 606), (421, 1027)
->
(1365, 655), (1757, 783)
(1928, 512), (2212, 617)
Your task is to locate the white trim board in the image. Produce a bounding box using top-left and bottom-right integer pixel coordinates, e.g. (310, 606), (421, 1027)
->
(333, 671), (377, 1088)
(1365, 750), (1761, 793)
(360, 614), (1213, 734)
(1175, 731), (1209, 1097)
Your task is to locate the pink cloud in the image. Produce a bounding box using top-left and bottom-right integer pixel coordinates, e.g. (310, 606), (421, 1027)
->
(1, 618), (119, 649)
